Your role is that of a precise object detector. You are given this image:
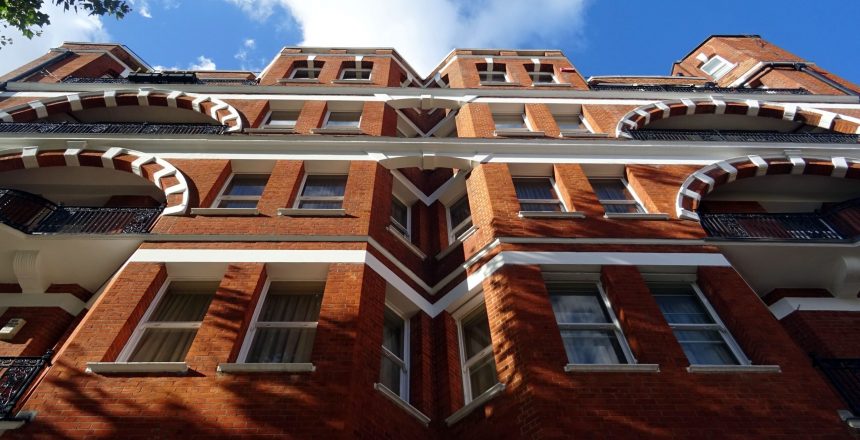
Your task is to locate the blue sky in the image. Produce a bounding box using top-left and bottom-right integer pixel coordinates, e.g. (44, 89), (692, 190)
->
(2, 0), (859, 83)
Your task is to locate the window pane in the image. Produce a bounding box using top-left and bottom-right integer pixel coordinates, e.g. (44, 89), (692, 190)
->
(603, 203), (643, 214)
(520, 202), (561, 212)
(150, 282), (217, 322)
(555, 115), (581, 131)
(461, 307), (492, 360)
(468, 354), (497, 398)
(514, 179), (555, 200)
(494, 114), (525, 130)
(652, 287), (713, 325)
(589, 179), (633, 201)
(531, 72), (554, 83)
(449, 196), (471, 228)
(674, 330), (738, 365)
(247, 328), (316, 363)
(298, 200), (344, 209)
(217, 199), (259, 209)
(550, 294), (609, 324)
(560, 330), (626, 364)
(258, 289), (323, 323)
(267, 111), (299, 127)
(380, 355), (403, 395)
(391, 197), (408, 229)
(129, 328), (198, 362)
(224, 174), (269, 196)
(302, 175), (346, 197)
(382, 308), (405, 358)
(326, 112), (361, 127)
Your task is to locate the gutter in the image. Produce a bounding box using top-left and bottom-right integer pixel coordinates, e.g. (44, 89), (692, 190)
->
(729, 61), (858, 96)
(0, 49), (73, 90)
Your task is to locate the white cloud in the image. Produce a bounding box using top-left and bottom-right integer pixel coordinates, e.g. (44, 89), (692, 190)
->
(135, 0), (153, 18)
(189, 55), (217, 70)
(0, 2), (110, 77)
(223, 0), (589, 75)
(244, 38), (256, 49)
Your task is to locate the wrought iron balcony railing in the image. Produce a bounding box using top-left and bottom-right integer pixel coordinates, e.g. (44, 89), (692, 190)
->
(700, 198), (860, 242)
(0, 189), (161, 234)
(815, 358), (860, 416)
(0, 351), (52, 421)
(628, 129), (860, 144)
(0, 122), (227, 135)
(589, 84), (809, 95)
(62, 77), (259, 86)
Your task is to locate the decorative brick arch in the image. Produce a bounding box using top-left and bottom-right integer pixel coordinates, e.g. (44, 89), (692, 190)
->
(0, 146), (189, 215)
(676, 153), (860, 221)
(615, 98), (860, 138)
(0, 89), (243, 132)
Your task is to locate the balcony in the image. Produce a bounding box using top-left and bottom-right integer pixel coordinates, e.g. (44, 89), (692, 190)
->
(61, 76), (259, 86)
(628, 129), (860, 143)
(700, 198), (860, 242)
(0, 351), (52, 422)
(0, 189), (161, 234)
(0, 122), (227, 135)
(815, 358), (860, 416)
(589, 84), (809, 95)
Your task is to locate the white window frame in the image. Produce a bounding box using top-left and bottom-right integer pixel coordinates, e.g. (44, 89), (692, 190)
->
(513, 176), (568, 212)
(262, 110), (300, 129)
(554, 114), (585, 133)
(322, 110), (362, 129)
(493, 113), (532, 131)
(289, 62), (322, 80)
(293, 173), (348, 210)
(529, 71), (557, 84)
(545, 277), (636, 365)
(651, 280), (750, 366)
(478, 63), (509, 83)
(700, 55), (735, 80)
(454, 295), (498, 403)
(237, 278), (323, 363)
(339, 62), (372, 81)
(379, 303), (411, 401)
(589, 177), (647, 214)
(211, 173), (269, 208)
(446, 193), (474, 245)
(390, 195), (412, 239)
(117, 278), (216, 362)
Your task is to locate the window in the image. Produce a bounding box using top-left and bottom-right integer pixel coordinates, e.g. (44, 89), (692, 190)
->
(589, 178), (645, 214)
(527, 64), (557, 84)
(339, 61), (372, 80)
(547, 281), (634, 365)
(295, 174), (347, 209)
(390, 196), (411, 238)
(264, 110), (300, 129)
(379, 306), (409, 399)
(555, 114), (583, 132)
(477, 63), (508, 83)
(513, 177), (564, 212)
(493, 113), (528, 131)
(289, 61), (323, 80)
(457, 303), (498, 402)
(324, 111), (361, 129)
(121, 281), (217, 362)
(240, 281), (324, 363)
(650, 282), (748, 366)
(700, 55), (734, 80)
(447, 194), (473, 243)
(214, 174), (269, 208)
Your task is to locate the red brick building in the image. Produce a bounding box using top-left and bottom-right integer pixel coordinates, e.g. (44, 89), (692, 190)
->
(0, 34), (857, 438)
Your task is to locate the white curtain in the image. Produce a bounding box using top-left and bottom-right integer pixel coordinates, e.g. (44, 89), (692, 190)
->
(130, 284), (216, 362)
(247, 293), (322, 363)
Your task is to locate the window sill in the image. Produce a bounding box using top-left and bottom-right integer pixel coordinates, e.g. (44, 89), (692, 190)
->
(519, 211), (586, 219)
(604, 213), (670, 220)
(311, 127), (363, 135)
(217, 362), (315, 373)
(479, 81), (521, 87)
(837, 410), (860, 429)
(246, 127), (296, 134)
(686, 364), (781, 373)
(190, 208), (259, 216)
(532, 82), (572, 87)
(278, 208), (347, 217)
(332, 79), (374, 84)
(493, 129), (546, 138)
(445, 382), (506, 426)
(436, 225), (478, 260)
(386, 225), (427, 260)
(0, 420), (26, 430)
(373, 383), (430, 426)
(565, 363), (659, 373)
(560, 131), (607, 138)
(278, 78), (320, 84)
(86, 361), (188, 374)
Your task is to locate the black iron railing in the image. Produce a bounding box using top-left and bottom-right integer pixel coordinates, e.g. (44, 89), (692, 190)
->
(0, 122), (227, 135)
(0, 350), (52, 421)
(700, 198), (860, 241)
(62, 77), (259, 86)
(589, 84), (809, 95)
(0, 189), (161, 234)
(628, 129), (860, 144)
(815, 358), (860, 415)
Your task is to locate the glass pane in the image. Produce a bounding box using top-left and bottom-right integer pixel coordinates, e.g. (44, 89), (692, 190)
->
(130, 328), (197, 362)
(531, 73), (554, 83)
(461, 306), (492, 360)
(291, 68), (311, 79)
(449, 195), (471, 228)
(326, 112), (361, 127)
(603, 203), (643, 214)
(301, 175), (346, 197)
(555, 115), (581, 131)
(494, 114), (525, 129)
(468, 354), (498, 398)
(298, 200), (344, 209)
(218, 199), (258, 209)
(268, 111), (299, 127)
(391, 197), (409, 228)
(260, 282), (324, 322)
(589, 179), (633, 201)
(382, 308), (405, 358)
(380, 355), (403, 395)
(520, 202), (561, 212)
(150, 282), (217, 322)
(514, 179), (556, 200)
(247, 328), (316, 363)
(560, 330), (626, 364)
(224, 174), (269, 196)
(674, 330), (738, 365)
(547, 284), (609, 324)
(652, 286), (713, 324)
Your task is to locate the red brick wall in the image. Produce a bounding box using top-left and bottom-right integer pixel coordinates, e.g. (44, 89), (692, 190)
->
(0, 307), (75, 357)
(781, 311), (860, 358)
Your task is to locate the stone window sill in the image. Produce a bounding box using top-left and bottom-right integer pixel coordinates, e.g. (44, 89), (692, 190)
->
(565, 363), (659, 373)
(686, 364), (781, 373)
(278, 78), (320, 84)
(332, 79), (374, 84)
(386, 225), (427, 260)
(0, 420), (26, 430)
(311, 127), (363, 135)
(217, 362), (315, 373)
(560, 131), (607, 138)
(373, 383), (430, 426)
(246, 127), (296, 134)
(445, 382), (506, 426)
(532, 82), (572, 87)
(494, 129), (545, 138)
(519, 211), (586, 219)
(86, 361), (188, 374)
(436, 225), (479, 260)
(190, 208), (259, 216)
(604, 213), (670, 220)
(837, 410), (860, 429)
(278, 208), (347, 217)
(480, 81), (521, 87)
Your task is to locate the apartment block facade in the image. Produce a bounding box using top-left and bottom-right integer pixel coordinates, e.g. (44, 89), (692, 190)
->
(0, 34), (856, 438)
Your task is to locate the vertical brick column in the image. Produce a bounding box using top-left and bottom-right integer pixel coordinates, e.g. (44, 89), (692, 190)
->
(434, 312), (464, 421)
(100, 263), (168, 362)
(296, 101), (327, 134)
(185, 263), (266, 372)
(466, 163), (517, 247)
(553, 164), (604, 217)
(627, 165), (701, 216)
(455, 103), (494, 137)
(258, 160), (303, 214)
(345, 161), (386, 234)
(409, 312), (434, 416)
(600, 265), (689, 370)
(360, 102), (397, 136)
(525, 104), (560, 137)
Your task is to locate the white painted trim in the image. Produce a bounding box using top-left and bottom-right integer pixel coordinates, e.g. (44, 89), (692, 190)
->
(770, 297), (860, 320)
(564, 363), (659, 372)
(217, 363), (315, 373)
(0, 292), (86, 315)
(687, 365), (781, 373)
(86, 362), (188, 374)
(445, 383), (506, 426)
(373, 383), (430, 426)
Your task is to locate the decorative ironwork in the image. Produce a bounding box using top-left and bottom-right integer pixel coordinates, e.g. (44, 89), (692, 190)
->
(0, 189), (161, 234)
(815, 358), (860, 416)
(0, 350), (52, 421)
(628, 129), (860, 144)
(589, 84), (809, 95)
(0, 122), (227, 135)
(62, 77), (259, 86)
